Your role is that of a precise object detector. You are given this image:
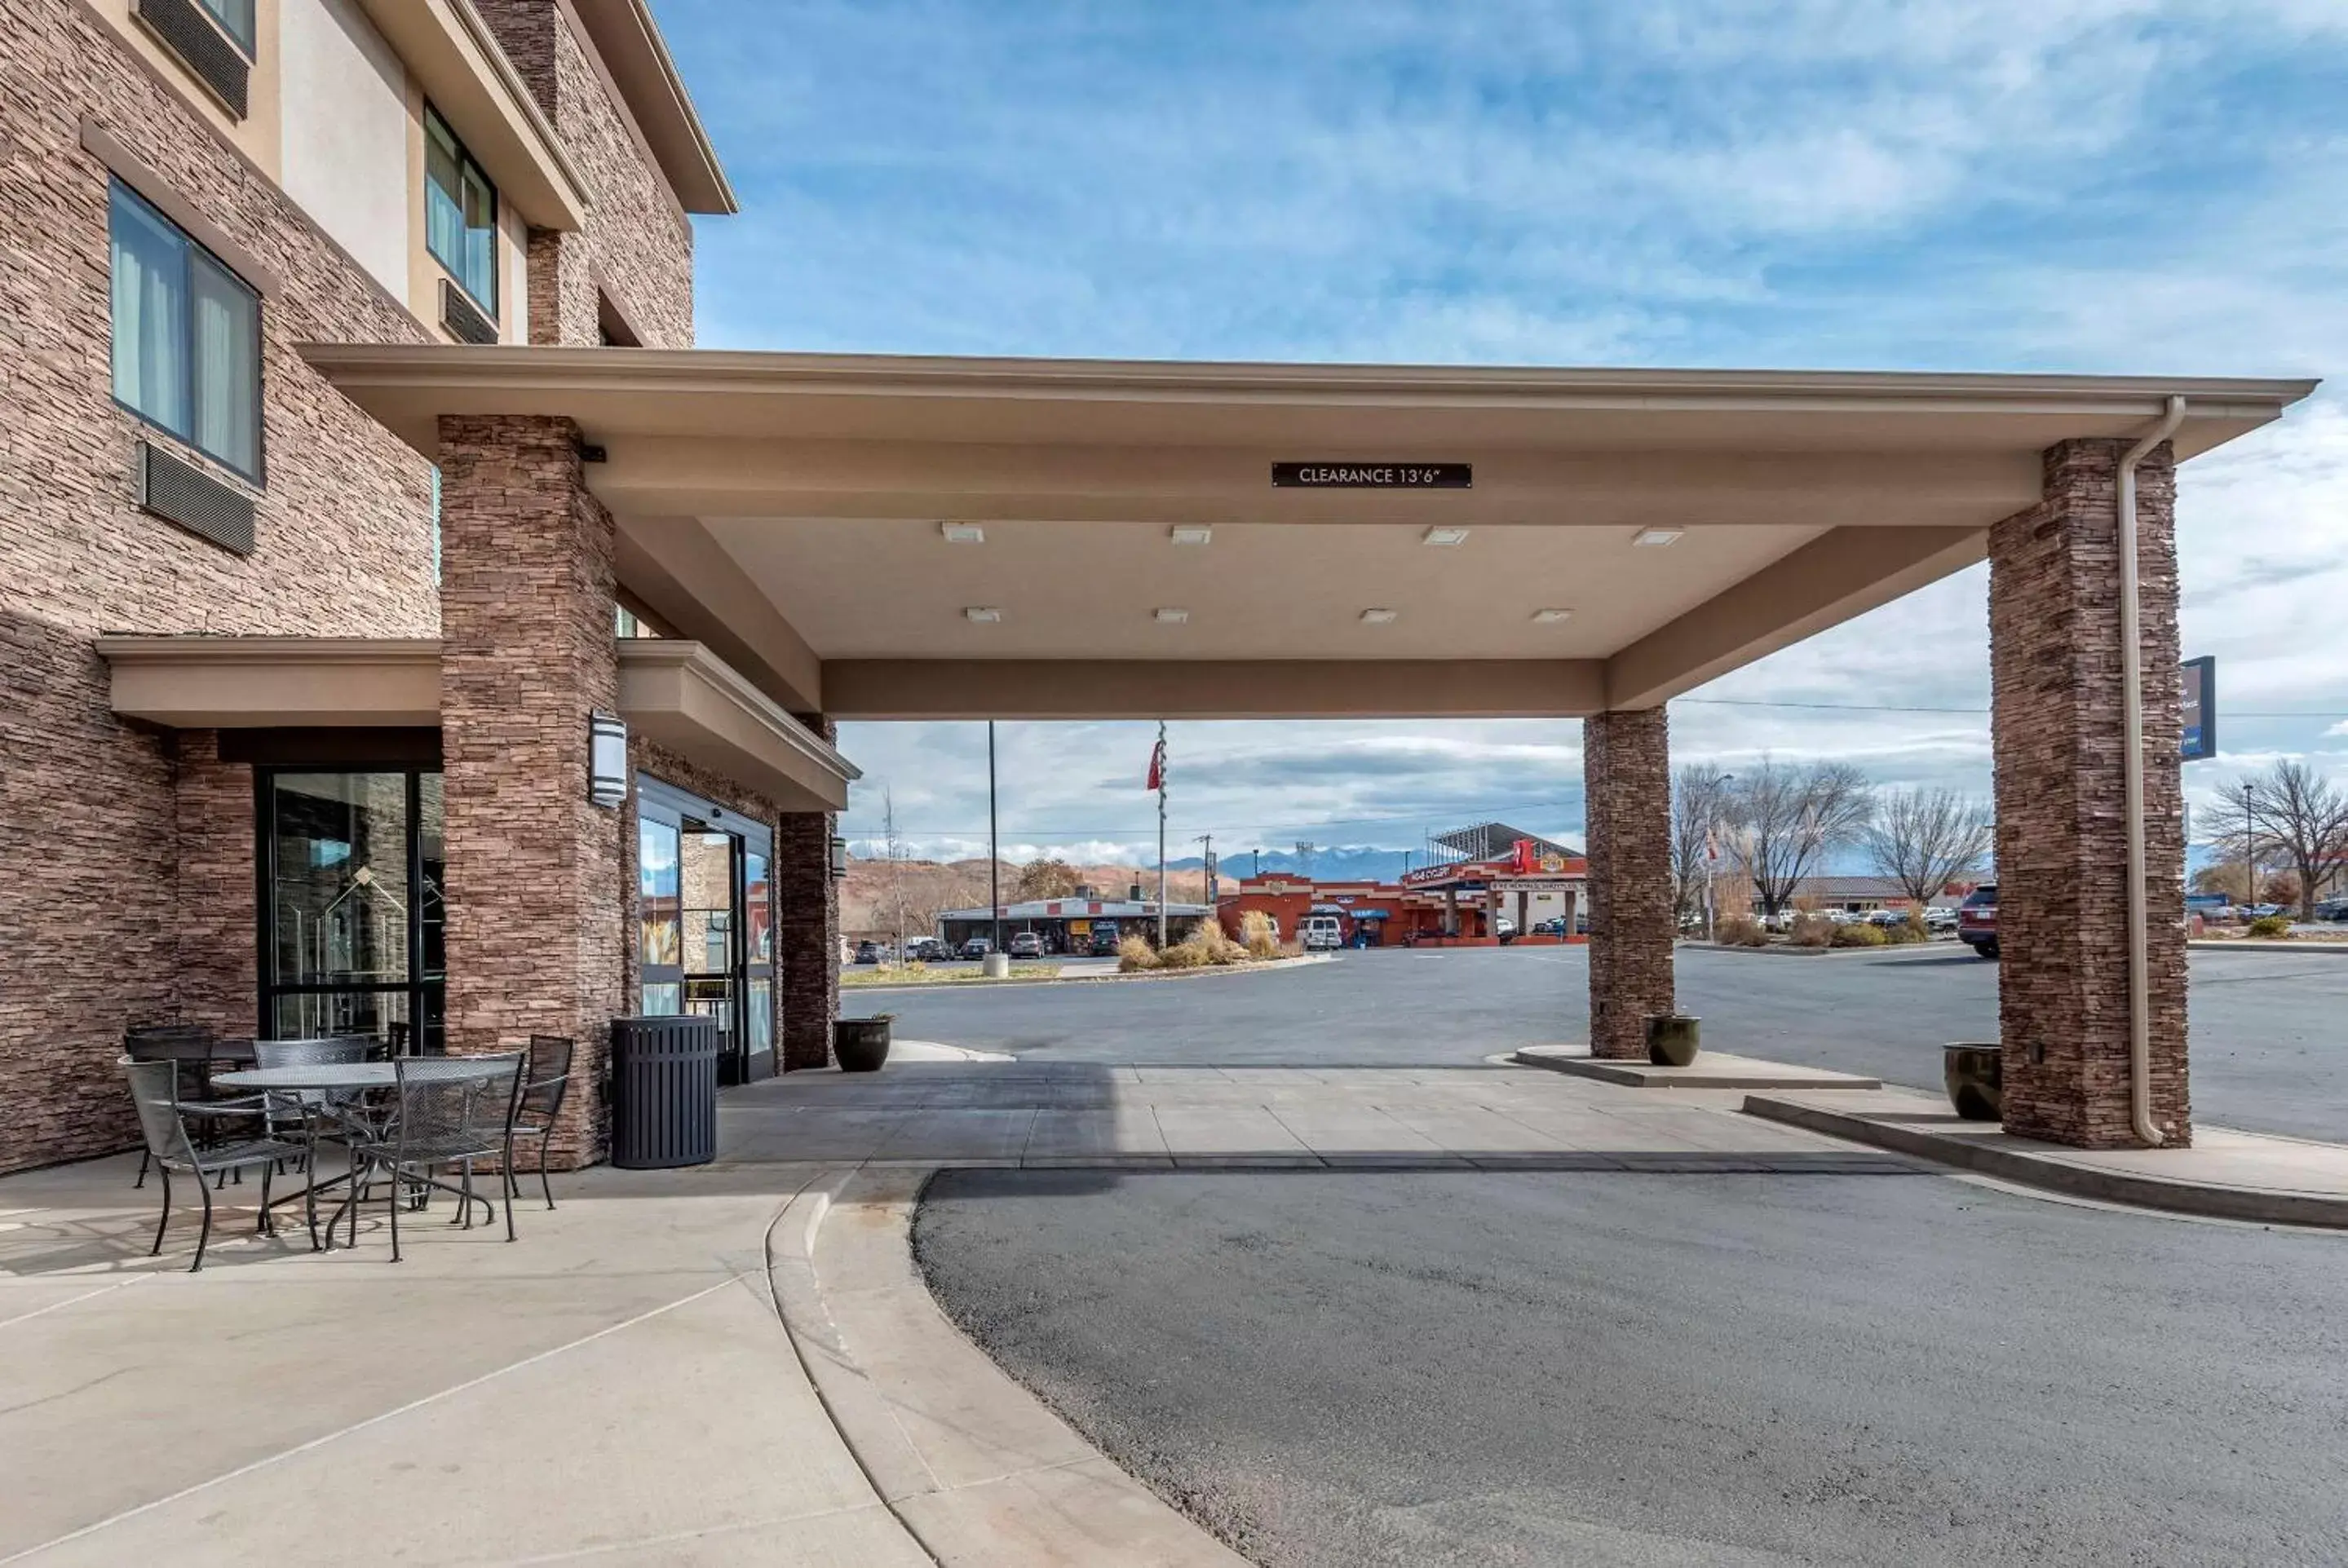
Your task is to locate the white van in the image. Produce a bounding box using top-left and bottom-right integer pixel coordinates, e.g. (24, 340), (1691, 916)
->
(1300, 913), (1343, 951)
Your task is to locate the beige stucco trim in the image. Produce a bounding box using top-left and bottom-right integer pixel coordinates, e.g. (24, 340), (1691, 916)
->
(298, 344), (2317, 463)
(822, 660), (1608, 721)
(616, 640), (859, 811)
(97, 636), (442, 726)
(1603, 526), (1990, 709)
(356, 0), (590, 232)
(84, 0), (284, 178)
(612, 514), (822, 713)
(95, 635), (858, 812)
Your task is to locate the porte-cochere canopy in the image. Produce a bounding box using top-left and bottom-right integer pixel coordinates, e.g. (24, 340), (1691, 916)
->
(302, 346), (2313, 722)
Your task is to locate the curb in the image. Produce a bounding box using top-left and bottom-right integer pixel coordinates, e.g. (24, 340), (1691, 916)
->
(1512, 1049), (1881, 1091)
(2187, 939), (2348, 955)
(844, 953), (1337, 996)
(1678, 941), (1971, 959)
(765, 1167), (1249, 1566)
(1741, 1094), (2348, 1229)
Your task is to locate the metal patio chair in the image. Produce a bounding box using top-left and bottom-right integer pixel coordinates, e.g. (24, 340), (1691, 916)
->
(122, 1058), (304, 1272)
(124, 1023), (264, 1189)
(253, 1036), (378, 1246)
(506, 1036), (575, 1211)
(339, 1053), (526, 1262)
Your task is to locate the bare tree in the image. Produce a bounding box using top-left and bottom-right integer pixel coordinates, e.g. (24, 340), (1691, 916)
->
(1864, 788), (1993, 908)
(2216, 761), (2348, 921)
(1723, 758), (1874, 917)
(1669, 763), (1732, 929)
(1014, 856), (1083, 900)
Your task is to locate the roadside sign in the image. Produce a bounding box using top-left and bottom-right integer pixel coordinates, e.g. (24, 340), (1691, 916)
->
(2181, 656), (2217, 761)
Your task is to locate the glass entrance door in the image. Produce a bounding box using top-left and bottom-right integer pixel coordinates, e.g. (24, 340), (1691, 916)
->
(635, 777), (775, 1084)
(679, 827), (740, 1069)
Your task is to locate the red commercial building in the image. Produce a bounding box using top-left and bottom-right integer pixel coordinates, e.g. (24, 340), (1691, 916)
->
(1218, 824), (1587, 948)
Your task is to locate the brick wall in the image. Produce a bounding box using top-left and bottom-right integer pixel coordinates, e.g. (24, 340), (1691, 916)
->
(1991, 439), (2190, 1148)
(173, 731), (259, 1040)
(437, 415), (623, 1167)
(472, 0), (696, 347)
(1584, 709), (1676, 1060)
(777, 718), (841, 1071)
(0, 2), (438, 1173)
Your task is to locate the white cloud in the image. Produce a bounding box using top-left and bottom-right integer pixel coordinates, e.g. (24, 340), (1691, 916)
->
(662, 0), (2348, 851)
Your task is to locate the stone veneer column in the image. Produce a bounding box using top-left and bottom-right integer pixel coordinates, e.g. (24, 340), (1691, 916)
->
(777, 715), (839, 1071)
(1990, 439), (2189, 1147)
(173, 731), (259, 1039)
(1585, 708), (1675, 1059)
(437, 415), (624, 1165)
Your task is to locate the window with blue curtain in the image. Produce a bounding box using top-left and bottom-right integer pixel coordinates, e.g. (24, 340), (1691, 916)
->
(108, 180), (261, 481)
(424, 107), (498, 312)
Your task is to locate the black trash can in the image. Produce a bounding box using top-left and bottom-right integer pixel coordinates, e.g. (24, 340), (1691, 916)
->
(609, 1015), (719, 1169)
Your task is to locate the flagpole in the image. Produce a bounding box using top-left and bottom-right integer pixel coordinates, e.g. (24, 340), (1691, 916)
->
(1156, 720), (1169, 948)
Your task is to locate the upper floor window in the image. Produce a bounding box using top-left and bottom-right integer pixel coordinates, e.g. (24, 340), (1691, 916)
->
(197, 0), (254, 54)
(424, 107), (497, 313)
(109, 180), (261, 481)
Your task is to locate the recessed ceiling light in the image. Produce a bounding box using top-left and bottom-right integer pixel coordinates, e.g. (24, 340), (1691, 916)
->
(1360, 607), (1398, 624)
(1154, 607), (1190, 624)
(1170, 525), (1214, 545)
(1531, 607), (1574, 624)
(940, 522), (985, 544)
(1422, 527), (1470, 547)
(1633, 526), (1686, 547)
(963, 606), (1002, 623)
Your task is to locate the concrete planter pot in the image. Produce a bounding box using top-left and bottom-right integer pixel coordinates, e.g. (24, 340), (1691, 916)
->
(1646, 1014), (1701, 1067)
(835, 1016), (893, 1073)
(1943, 1043), (2001, 1120)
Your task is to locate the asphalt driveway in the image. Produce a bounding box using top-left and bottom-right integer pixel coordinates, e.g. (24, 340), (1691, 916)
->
(918, 1166), (2348, 1568)
(853, 944), (2348, 1141)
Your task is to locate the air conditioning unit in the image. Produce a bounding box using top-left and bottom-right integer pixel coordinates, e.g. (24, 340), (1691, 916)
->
(135, 0), (250, 119)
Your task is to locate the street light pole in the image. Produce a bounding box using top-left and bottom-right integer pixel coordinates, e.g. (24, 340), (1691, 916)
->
(988, 721), (1002, 959)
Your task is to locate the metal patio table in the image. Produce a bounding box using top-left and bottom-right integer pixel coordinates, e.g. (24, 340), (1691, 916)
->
(215, 1056), (517, 1247)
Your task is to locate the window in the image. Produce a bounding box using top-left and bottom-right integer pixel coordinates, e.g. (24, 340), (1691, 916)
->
(424, 107), (497, 312)
(109, 180), (261, 481)
(197, 0), (254, 53)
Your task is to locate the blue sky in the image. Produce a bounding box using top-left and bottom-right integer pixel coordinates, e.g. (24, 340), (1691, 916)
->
(657, 0), (2348, 864)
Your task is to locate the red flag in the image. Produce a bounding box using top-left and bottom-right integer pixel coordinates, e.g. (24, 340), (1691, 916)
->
(1146, 735), (1166, 793)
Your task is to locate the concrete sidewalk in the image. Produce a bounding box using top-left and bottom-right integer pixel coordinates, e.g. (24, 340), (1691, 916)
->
(1745, 1084), (2348, 1227)
(715, 1060), (1919, 1172)
(0, 1155), (931, 1566)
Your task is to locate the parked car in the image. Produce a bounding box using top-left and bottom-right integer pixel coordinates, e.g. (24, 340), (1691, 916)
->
(1532, 917), (1568, 936)
(1865, 908), (1908, 928)
(1957, 884), (1999, 959)
(853, 939), (882, 964)
(1007, 931), (1046, 960)
(905, 936), (950, 962)
(2243, 903), (2286, 920)
(1923, 907), (1960, 934)
(1492, 915), (1517, 940)
(1300, 913), (1343, 951)
(1088, 921), (1123, 957)
(958, 936), (993, 961)
(2317, 897), (2348, 923)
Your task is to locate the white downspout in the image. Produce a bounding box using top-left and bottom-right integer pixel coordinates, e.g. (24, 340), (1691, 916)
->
(2118, 394), (2187, 1147)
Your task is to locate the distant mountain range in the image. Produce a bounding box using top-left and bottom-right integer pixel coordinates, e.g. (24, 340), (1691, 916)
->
(1172, 846), (1421, 883)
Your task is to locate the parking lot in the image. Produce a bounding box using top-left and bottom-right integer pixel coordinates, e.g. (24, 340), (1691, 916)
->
(853, 943), (2348, 1142)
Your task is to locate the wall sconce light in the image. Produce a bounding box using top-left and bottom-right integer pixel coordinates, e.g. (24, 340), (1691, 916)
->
(829, 836), (850, 879)
(589, 712), (628, 807)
